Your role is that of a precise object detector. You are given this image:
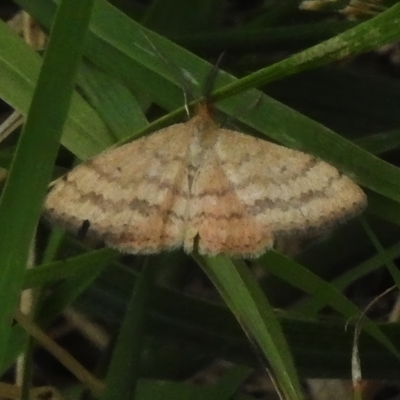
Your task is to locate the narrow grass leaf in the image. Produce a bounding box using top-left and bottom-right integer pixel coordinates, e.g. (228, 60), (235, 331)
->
(23, 248), (119, 289)
(78, 62), (149, 141)
(0, 19), (113, 160)
(367, 190), (400, 227)
(195, 254), (304, 400)
(3, 249), (117, 374)
(356, 130), (400, 155)
(360, 218), (400, 289)
(41, 227), (66, 264)
(0, 0), (94, 369)
(260, 251), (400, 361)
(295, 240), (400, 315)
(102, 258), (158, 400)
(36, 255), (111, 326)
(212, 4), (400, 101)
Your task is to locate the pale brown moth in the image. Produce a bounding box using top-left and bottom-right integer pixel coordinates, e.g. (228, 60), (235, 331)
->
(44, 103), (367, 258)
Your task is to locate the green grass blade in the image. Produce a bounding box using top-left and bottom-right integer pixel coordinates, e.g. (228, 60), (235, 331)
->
(295, 239), (400, 314)
(356, 129), (400, 155)
(0, 19), (113, 160)
(2, 250), (117, 374)
(23, 248), (119, 289)
(259, 251), (400, 362)
(0, 0), (94, 368)
(36, 257), (110, 326)
(367, 190), (400, 227)
(41, 227), (65, 264)
(101, 258), (158, 400)
(78, 62), (149, 141)
(212, 4), (400, 101)
(360, 218), (400, 288)
(195, 254), (304, 400)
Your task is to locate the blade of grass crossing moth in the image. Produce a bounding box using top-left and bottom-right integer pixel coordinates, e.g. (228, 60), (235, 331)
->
(195, 254), (304, 400)
(0, 0), (94, 369)
(101, 257), (158, 400)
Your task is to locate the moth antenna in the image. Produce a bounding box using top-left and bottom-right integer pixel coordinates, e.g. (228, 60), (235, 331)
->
(140, 30), (195, 118)
(202, 52), (225, 104)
